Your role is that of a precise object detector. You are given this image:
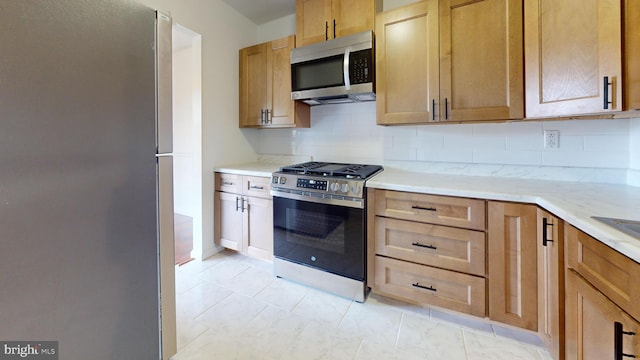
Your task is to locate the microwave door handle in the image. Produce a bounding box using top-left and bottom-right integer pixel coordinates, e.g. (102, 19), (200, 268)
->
(343, 48), (351, 90)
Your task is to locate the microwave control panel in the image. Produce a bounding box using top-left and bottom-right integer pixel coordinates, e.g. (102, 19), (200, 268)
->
(350, 49), (373, 85)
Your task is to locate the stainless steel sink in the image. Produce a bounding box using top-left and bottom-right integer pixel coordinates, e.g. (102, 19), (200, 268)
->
(592, 216), (640, 240)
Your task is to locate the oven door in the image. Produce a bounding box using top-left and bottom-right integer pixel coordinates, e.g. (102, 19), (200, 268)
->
(273, 194), (365, 281)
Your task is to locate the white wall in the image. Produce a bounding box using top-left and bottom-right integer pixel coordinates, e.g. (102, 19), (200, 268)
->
(629, 118), (640, 186)
(137, 0), (259, 259)
(172, 45), (195, 216)
(255, 102), (639, 185)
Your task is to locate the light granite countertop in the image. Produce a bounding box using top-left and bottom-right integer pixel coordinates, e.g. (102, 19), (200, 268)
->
(367, 168), (640, 264)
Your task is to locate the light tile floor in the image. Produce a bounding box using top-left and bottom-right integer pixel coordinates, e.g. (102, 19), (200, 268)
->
(172, 250), (553, 360)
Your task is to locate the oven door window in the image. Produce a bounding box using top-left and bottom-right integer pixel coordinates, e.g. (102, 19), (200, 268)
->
(273, 196), (365, 281)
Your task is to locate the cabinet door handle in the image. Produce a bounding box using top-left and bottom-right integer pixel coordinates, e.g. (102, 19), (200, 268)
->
(412, 282), (437, 292)
(604, 76), (613, 110)
(241, 197), (247, 213)
(325, 21), (329, 41)
(412, 205), (436, 212)
(615, 321), (637, 359)
(333, 19), (336, 39)
(260, 109), (265, 124)
(542, 217), (554, 247)
(265, 109), (271, 124)
(235, 196), (240, 211)
(412, 242), (437, 250)
(445, 97), (449, 120)
(432, 99), (436, 121)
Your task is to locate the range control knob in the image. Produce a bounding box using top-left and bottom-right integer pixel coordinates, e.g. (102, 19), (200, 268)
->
(330, 182), (340, 192)
(279, 176), (286, 184)
(340, 183), (349, 193)
(351, 184), (361, 195)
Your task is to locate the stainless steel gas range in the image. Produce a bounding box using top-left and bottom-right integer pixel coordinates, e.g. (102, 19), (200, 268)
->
(270, 161), (383, 302)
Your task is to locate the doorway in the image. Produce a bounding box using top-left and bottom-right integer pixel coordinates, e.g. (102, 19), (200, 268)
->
(172, 24), (202, 265)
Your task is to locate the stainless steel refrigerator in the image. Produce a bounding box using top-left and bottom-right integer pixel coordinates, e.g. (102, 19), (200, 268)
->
(0, 1), (176, 359)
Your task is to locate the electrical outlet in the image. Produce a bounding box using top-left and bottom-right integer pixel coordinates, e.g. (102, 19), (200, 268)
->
(544, 130), (560, 149)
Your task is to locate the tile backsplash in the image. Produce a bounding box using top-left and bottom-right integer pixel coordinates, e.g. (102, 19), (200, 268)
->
(255, 102), (638, 185)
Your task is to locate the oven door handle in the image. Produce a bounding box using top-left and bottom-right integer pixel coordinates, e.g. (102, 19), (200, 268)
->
(271, 190), (364, 209)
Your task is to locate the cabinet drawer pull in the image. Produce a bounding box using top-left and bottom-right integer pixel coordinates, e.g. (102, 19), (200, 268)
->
(542, 217), (554, 247)
(615, 322), (637, 359)
(604, 76), (613, 110)
(250, 185), (265, 190)
(412, 282), (436, 292)
(412, 242), (437, 250)
(412, 205), (436, 212)
(333, 19), (336, 39)
(325, 21), (329, 41)
(222, 181), (234, 186)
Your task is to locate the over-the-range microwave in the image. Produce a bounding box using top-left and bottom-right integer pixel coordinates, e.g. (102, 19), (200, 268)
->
(290, 30), (375, 105)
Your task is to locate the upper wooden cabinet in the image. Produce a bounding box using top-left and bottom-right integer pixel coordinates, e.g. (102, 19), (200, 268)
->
(626, 0), (640, 110)
(295, 0), (381, 47)
(239, 35), (310, 128)
(376, 0), (524, 125)
(524, 0), (623, 118)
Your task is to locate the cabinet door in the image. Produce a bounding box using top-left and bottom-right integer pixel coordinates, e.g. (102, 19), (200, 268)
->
(439, 0), (523, 122)
(239, 43), (267, 127)
(487, 201), (538, 331)
(626, 0), (640, 110)
(245, 196), (274, 261)
(332, 0), (376, 39)
(296, 0), (332, 47)
(267, 36), (296, 127)
(524, 0), (622, 118)
(566, 270), (640, 360)
(216, 191), (243, 251)
(537, 209), (564, 360)
(375, 0), (439, 125)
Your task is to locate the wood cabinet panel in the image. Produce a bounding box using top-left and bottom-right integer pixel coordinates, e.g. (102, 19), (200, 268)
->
(215, 173), (273, 261)
(296, 0), (332, 47)
(566, 270), (640, 360)
(375, 217), (486, 276)
(296, 0), (379, 47)
(375, 0), (439, 124)
(216, 191), (243, 251)
(374, 190), (486, 231)
(239, 35), (309, 128)
(215, 172), (242, 194)
(537, 209), (564, 360)
(524, 0), (623, 117)
(439, 0), (523, 121)
(487, 201), (538, 331)
(374, 255), (486, 317)
(566, 224), (640, 322)
(245, 196), (273, 261)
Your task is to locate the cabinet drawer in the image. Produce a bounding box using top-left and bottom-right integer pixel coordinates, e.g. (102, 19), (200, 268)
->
(375, 217), (485, 276)
(244, 176), (271, 199)
(215, 172), (242, 193)
(374, 256), (486, 317)
(374, 190), (486, 231)
(566, 224), (640, 322)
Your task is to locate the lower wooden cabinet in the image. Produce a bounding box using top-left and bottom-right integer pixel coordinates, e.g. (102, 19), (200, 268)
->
(214, 173), (273, 261)
(374, 256), (486, 317)
(566, 269), (640, 360)
(487, 201), (538, 331)
(537, 209), (564, 360)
